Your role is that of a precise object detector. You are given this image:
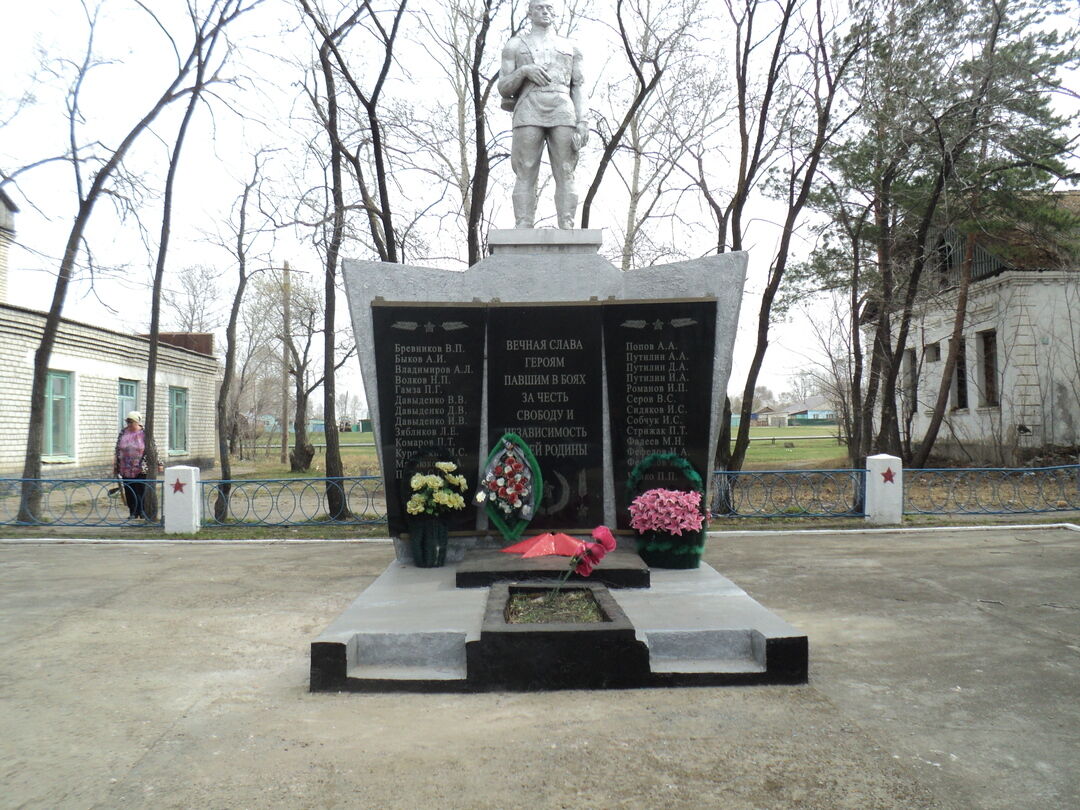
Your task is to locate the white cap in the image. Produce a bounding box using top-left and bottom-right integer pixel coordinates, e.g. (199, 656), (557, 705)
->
(126, 411), (142, 424)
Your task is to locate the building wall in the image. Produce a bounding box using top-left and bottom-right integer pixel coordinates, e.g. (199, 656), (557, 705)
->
(0, 304), (219, 478)
(904, 271), (1080, 464)
(0, 228), (10, 304)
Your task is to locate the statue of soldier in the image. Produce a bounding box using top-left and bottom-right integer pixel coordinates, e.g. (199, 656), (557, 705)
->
(498, 0), (588, 229)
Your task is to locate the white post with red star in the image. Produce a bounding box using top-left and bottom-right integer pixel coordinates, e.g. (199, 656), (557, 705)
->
(865, 454), (903, 525)
(164, 466), (202, 534)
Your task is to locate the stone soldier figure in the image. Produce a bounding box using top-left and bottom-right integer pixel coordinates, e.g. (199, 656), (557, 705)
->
(498, 0), (588, 229)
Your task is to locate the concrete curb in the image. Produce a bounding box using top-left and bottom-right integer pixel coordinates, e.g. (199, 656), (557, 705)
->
(3, 522), (1078, 544)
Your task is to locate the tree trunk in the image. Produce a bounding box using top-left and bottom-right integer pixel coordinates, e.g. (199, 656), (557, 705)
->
(290, 387), (314, 472)
(911, 235), (975, 468)
(466, 0), (494, 266)
(144, 58), (207, 521)
(317, 36), (349, 519)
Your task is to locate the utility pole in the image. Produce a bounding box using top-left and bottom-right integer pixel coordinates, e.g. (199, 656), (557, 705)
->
(280, 261), (291, 466)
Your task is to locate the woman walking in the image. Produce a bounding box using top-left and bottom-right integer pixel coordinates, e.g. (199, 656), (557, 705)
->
(113, 411), (160, 520)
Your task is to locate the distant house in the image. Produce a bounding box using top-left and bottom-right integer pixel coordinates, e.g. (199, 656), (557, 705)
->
(898, 191), (1080, 464)
(0, 196), (218, 478)
(763, 395), (837, 427)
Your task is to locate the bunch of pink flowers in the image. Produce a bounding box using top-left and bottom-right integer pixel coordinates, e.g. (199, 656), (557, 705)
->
(628, 488), (705, 535)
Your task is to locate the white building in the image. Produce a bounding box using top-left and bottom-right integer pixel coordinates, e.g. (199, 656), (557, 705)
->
(901, 193), (1080, 464)
(0, 192), (218, 479)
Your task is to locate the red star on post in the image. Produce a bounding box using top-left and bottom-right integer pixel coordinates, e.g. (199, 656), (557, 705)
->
(171, 478), (186, 493)
(881, 467), (896, 484)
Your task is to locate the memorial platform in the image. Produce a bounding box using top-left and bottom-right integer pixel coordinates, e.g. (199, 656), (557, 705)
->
(309, 552), (807, 692)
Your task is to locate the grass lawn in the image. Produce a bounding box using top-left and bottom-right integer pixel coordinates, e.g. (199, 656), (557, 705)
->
(234, 431), (380, 479)
(231, 425), (854, 480)
(736, 426), (850, 470)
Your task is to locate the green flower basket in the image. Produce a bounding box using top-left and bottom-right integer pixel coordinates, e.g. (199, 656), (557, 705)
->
(635, 529), (704, 569)
(407, 518), (449, 568)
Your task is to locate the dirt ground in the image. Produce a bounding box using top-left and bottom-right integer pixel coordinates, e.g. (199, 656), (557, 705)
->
(1, 526), (1077, 809)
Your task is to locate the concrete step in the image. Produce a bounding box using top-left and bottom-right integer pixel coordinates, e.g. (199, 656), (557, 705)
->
(649, 657), (765, 674)
(645, 629), (766, 674)
(353, 630), (467, 678)
(348, 663), (466, 681)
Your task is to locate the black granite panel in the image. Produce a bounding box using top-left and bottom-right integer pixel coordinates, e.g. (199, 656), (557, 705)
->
(372, 305), (485, 534)
(604, 301), (717, 528)
(486, 306), (605, 528)
(467, 583), (651, 690)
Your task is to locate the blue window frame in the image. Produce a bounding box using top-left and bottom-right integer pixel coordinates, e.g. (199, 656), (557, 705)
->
(44, 370), (74, 457)
(168, 386), (188, 453)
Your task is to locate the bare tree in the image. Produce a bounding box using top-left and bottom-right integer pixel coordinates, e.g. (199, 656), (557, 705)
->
(138, 0), (260, 524)
(213, 154), (273, 519)
(162, 265), (224, 332)
(720, 0), (863, 473)
(250, 269), (355, 472)
(612, 53), (730, 270)
(12, 0), (255, 521)
(410, 0), (507, 265)
(580, 0), (704, 229)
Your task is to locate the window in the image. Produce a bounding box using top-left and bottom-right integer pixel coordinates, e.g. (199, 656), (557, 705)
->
(977, 329), (999, 406)
(925, 342), (941, 363)
(118, 379), (138, 430)
(168, 387), (188, 453)
(951, 339), (968, 410)
(935, 239), (957, 290)
(44, 370), (74, 457)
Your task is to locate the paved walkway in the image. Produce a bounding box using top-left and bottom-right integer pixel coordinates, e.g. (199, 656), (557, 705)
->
(1, 526), (1077, 808)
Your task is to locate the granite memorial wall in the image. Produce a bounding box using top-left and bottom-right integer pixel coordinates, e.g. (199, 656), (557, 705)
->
(372, 299), (717, 534)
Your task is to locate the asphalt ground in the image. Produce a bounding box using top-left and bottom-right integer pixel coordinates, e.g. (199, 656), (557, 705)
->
(1, 525), (1077, 809)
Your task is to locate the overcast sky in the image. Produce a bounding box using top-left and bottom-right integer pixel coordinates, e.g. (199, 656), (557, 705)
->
(0, 0), (913, 404)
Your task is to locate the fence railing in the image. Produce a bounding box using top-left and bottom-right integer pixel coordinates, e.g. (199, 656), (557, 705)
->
(200, 476), (386, 526)
(0, 478), (164, 526)
(3, 463), (1078, 528)
(904, 465), (1080, 515)
(711, 469), (865, 518)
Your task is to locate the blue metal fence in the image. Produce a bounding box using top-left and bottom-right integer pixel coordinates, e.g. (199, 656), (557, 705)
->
(904, 465), (1080, 515)
(711, 469), (866, 518)
(3, 464), (1078, 528)
(200, 476), (387, 526)
(0, 478), (164, 526)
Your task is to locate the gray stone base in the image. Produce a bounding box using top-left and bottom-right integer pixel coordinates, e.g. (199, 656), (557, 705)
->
(309, 550), (808, 692)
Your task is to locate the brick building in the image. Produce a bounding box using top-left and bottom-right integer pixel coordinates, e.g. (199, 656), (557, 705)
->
(0, 192), (218, 478)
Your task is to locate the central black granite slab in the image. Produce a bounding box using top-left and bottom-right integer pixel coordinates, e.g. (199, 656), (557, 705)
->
(467, 582), (650, 690)
(455, 547), (650, 589)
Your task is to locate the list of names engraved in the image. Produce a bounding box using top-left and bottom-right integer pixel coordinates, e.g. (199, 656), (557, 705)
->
(372, 305), (484, 533)
(604, 301), (716, 527)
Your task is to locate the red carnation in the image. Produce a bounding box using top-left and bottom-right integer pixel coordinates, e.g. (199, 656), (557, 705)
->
(591, 525), (617, 552)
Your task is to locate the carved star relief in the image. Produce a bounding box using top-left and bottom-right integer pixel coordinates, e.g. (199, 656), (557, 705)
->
(881, 467), (896, 484)
(172, 478), (186, 493)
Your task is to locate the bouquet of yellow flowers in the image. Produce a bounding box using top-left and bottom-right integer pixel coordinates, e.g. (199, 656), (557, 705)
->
(405, 461), (469, 517)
